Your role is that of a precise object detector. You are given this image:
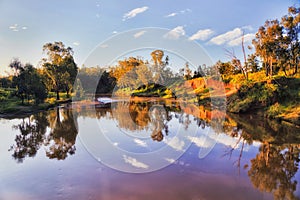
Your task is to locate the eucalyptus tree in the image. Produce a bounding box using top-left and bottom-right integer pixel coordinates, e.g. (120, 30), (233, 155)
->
(281, 6), (300, 74)
(253, 6), (299, 76)
(150, 50), (170, 83)
(252, 20), (283, 76)
(42, 42), (78, 100)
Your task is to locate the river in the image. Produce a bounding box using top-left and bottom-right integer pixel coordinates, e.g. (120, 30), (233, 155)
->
(0, 100), (299, 200)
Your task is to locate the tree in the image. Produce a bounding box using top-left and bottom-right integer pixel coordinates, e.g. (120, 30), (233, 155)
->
(9, 58), (22, 76)
(0, 77), (12, 88)
(247, 54), (260, 72)
(110, 57), (144, 88)
(150, 50), (170, 83)
(253, 20), (283, 76)
(74, 78), (84, 100)
(60, 56), (78, 97)
(215, 60), (235, 78)
(183, 62), (193, 80)
(9, 59), (47, 104)
(42, 42), (78, 100)
(151, 49), (164, 66)
(253, 7), (300, 76)
(28, 65), (48, 104)
(135, 64), (153, 86)
(226, 33), (249, 80)
(281, 6), (300, 75)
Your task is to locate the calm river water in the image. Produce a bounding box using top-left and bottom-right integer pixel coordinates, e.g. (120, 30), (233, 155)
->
(0, 100), (299, 200)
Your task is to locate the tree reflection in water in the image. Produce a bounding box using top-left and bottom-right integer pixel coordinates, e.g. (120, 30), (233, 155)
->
(223, 114), (300, 200)
(248, 143), (300, 200)
(10, 112), (49, 163)
(9, 106), (78, 162)
(149, 105), (168, 141)
(45, 107), (78, 160)
(8, 101), (300, 199)
(107, 101), (175, 142)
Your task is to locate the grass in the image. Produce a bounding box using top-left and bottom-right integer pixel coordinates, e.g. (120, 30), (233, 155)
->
(0, 88), (72, 116)
(131, 84), (175, 98)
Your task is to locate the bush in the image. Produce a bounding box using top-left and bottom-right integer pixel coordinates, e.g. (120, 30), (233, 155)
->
(0, 96), (6, 102)
(231, 98), (253, 113)
(267, 102), (283, 118)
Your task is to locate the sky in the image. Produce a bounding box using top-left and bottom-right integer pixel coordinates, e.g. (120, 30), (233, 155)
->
(0, 0), (299, 76)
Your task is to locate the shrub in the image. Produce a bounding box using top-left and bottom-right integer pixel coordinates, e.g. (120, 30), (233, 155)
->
(267, 102), (283, 118)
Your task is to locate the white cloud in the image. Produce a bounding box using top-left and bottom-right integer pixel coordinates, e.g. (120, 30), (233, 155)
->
(189, 29), (214, 41)
(164, 136), (185, 151)
(227, 33), (255, 46)
(134, 138), (147, 147)
(100, 44), (108, 48)
(165, 9), (191, 18)
(187, 136), (214, 148)
(165, 158), (176, 163)
(209, 28), (243, 45)
(134, 30), (146, 38)
(9, 24), (18, 29)
(165, 12), (177, 17)
(164, 26), (185, 40)
(9, 24), (28, 32)
(9, 24), (18, 31)
(213, 134), (240, 149)
(112, 31), (118, 34)
(123, 6), (149, 21)
(73, 41), (80, 46)
(123, 155), (149, 169)
(180, 8), (192, 14)
(188, 132), (241, 150)
(113, 142), (119, 146)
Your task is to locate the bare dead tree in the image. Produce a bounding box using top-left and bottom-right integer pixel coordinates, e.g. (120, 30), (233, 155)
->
(225, 32), (249, 80)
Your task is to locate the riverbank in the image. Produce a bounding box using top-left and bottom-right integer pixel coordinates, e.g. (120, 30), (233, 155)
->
(0, 99), (72, 119)
(1, 72), (299, 126)
(226, 75), (300, 126)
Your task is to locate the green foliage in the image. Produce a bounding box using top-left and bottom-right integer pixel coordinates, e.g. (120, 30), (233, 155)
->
(76, 66), (116, 94)
(0, 88), (21, 113)
(132, 83), (171, 97)
(8, 60), (47, 105)
(0, 77), (12, 88)
(228, 73), (300, 121)
(230, 97), (253, 113)
(267, 103), (284, 119)
(42, 41), (78, 100)
(74, 78), (84, 100)
(253, 6), (300, 76)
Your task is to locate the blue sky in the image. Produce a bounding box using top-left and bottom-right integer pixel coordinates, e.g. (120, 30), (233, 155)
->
(0, 0), (299, 75)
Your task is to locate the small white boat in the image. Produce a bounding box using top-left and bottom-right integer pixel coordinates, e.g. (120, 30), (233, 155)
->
(97, 97), (117, 104)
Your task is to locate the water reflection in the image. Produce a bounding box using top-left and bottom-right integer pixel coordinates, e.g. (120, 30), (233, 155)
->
(45, 107), (78, 160)
(248, 142), (300, 200)
(149, 105), (168, 141)
(94, 100), (300, 199)
(10, 112), (49, 163)
(9, 107), (78, 162)
(5, 100), (300, 199)
(224, 114), (300, 200)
